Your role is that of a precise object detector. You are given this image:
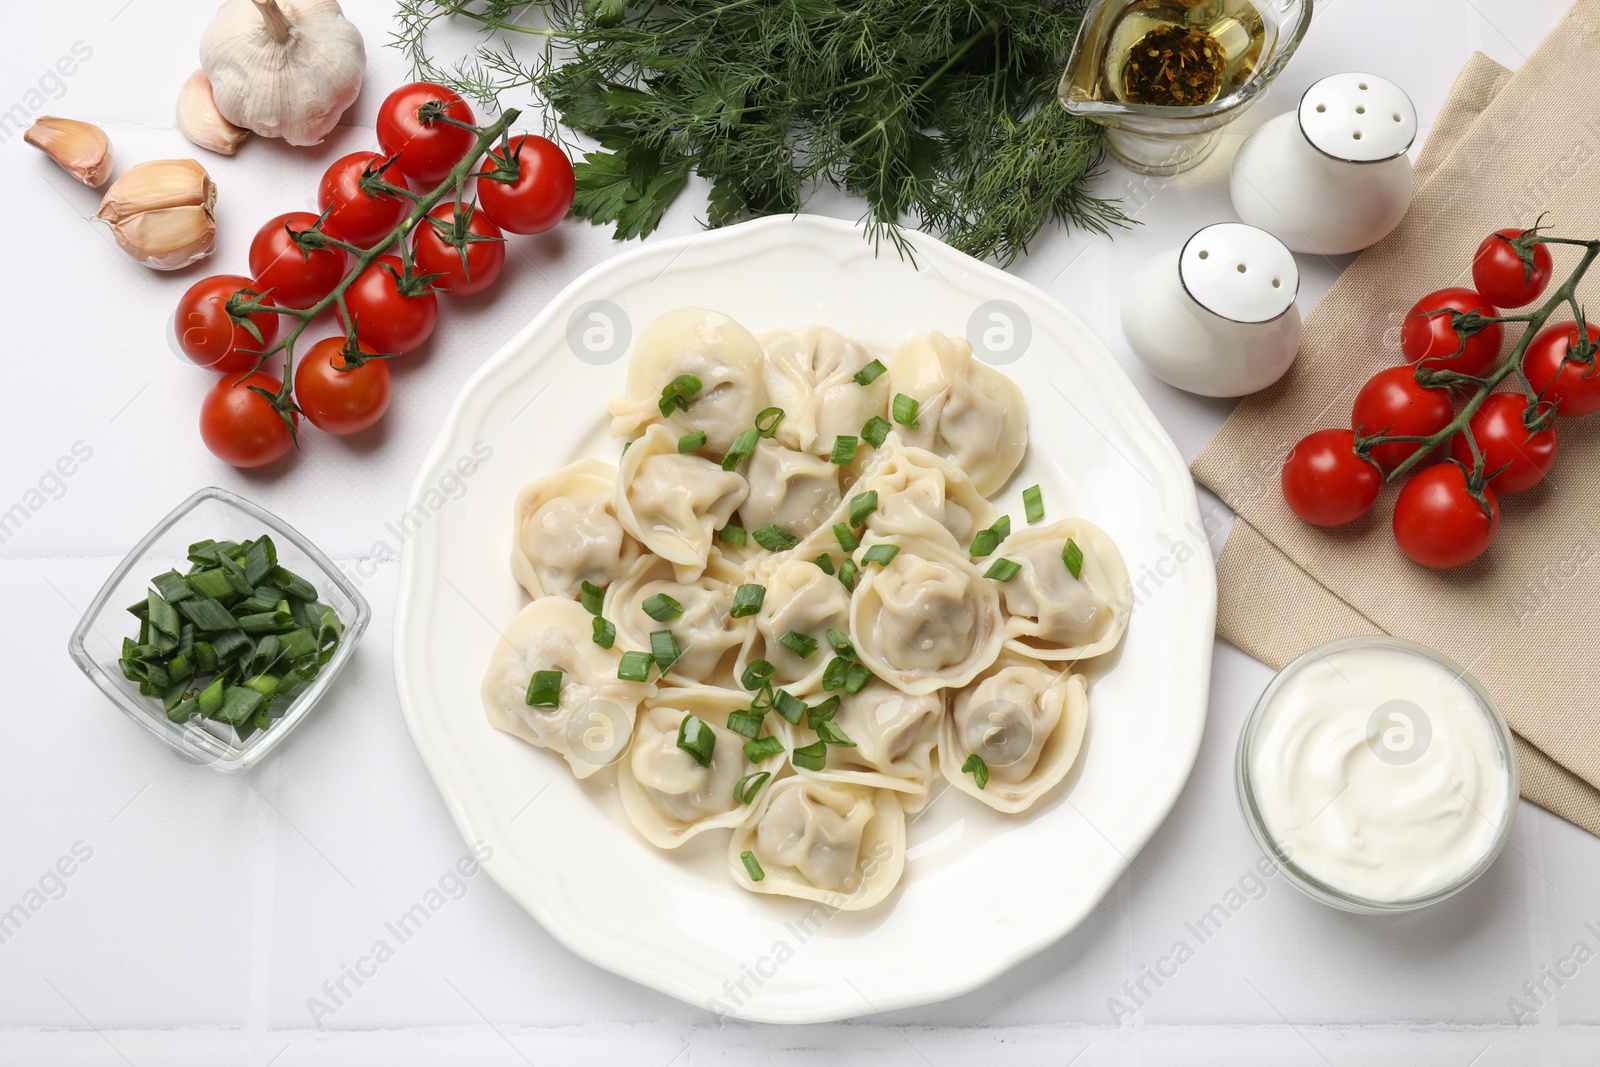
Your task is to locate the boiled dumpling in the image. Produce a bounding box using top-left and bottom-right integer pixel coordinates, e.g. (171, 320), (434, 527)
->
(618, 687), (784, 848)
(737, 439), (842, 543)
(615, 423), (748, 578)
(849, 533), (1005, 695)
(606, 553), (750, 687)
(886, 332), (1026, 496)
(997, 519), (1131, 661)
(727, 778), (905, 910)
(608, 307), (769, 455)
(849, 434), (997, 549)
(940, 656), (1088, 813)
(776, 680), (942, 812)
(480, 597), (653, 778)
(510, 459), (643, 601)
(739, 555), (851, 694)
(759, 326), (890, 456)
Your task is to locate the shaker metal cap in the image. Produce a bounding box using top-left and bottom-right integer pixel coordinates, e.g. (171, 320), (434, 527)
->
(1299, 73), (1418, 163)
(1178, 223), (1298, 324)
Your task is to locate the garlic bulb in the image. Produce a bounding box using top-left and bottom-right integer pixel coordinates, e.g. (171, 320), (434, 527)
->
(24, 117), (113, 187)
(200, 0), (365, 147)
(96, 159), (217, 270)
(177, 69), (249, 156)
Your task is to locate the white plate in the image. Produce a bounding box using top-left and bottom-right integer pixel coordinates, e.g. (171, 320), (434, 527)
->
(394, 214), (1215, 1023)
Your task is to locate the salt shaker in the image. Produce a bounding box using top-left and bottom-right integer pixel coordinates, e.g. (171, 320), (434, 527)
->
(1230, 72), (1418, 255)
(1121, 223), (1301, 398)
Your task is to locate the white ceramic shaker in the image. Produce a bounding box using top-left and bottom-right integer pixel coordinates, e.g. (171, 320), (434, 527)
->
(1230, 72), (1418, 255)
(1121, 222), (1302, 397)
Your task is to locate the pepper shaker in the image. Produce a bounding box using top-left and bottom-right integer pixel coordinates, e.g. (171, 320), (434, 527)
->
(1230, 72), (1418, 255)
(1121, 223), (1302, 398)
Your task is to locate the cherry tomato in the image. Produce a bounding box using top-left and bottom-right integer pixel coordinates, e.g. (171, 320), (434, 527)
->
(318, 152), (412, 248)
(1399, 287), (1504, 377)
(293, 338), (392, 435)
(1392, 463), (1499, 569)
(413, 203), (505, 297)
(376, 81), (476, 185)
(175, 274), (279, 373)
(477, 134), (575, 235)
(337, 255), (438, 354)
(1351, 366), (1456, 471)
(1448, 393), (1558, 494)
(199, 371), (296, 469)
(249, 212), (348, 310)
(1281, 428), (1383, 527)
(1522, 321), (1600, 417)
(1471, 228), (1553, 309)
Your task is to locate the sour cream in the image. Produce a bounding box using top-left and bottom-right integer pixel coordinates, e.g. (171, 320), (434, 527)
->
(1241, 639), (1514, 905)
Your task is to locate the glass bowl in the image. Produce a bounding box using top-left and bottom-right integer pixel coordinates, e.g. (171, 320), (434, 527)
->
(67, 486), (370, 774)
(1234, 635), (1518, 913)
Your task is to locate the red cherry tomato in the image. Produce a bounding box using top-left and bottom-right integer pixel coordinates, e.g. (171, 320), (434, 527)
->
(1392, 463), (1499, 569)
(1471, 228), (1553, 309)
(1351, 366), (1456, 471)
(1281, 428), (1383, 527)
(336, 255), (438, 354)
(376, 81), (476, 185)
(293, 338), (392, 435)
(477, 134), (575, 235)
(1399, 287), (1504, 377)
(1522, 321), (1600, 417)
(1448, 393), (1558, 494)
(248, 212), (348, 311)
(199, 371), (296, 469)
(318, 152), (412, 248)
(412, 203), (505, 297)
(175, 275), (278, 374)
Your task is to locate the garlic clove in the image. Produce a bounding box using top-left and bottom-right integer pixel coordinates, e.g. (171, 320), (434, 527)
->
(96, 159), (218, 270)
(24, 116), (113, 187)
(177, 69), (249, 156)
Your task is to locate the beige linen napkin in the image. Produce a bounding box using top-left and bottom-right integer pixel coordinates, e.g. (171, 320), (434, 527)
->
(1192, 3), (1600, 836)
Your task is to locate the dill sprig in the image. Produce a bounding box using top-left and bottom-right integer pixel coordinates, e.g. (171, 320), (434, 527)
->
(392, 0), (1126, 264)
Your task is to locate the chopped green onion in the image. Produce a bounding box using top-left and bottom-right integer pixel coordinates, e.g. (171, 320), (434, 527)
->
(853, 359), (887, 386)
(992, 514), (1012, 541)
(721, 427), (759, 471)
(216, 686), (265, 726)
(830, 436), (858, 465)
(806, 695), (840, 726)
(242, 537), (277, 585)
(861, 544), (900, 567)
(822, 656), (849, 691)
(580, 581), (605, 616)
(813, 552), (835, 575)
(843, 662), (873, 694)
(642, 593), (684, 621)
(147, 592), (180, 637)
(753, 524), (798, 551)
(197, 676), (224, 717)
(718, 524), (748, 547)
(727, 709), (766, 740)
(658, 374), (702, 416)
(826, 628), (855, 659)
(525, 670), (562, 707)
(773, 689), (808, 725)
(837, 558), (860, 593)
(177, 598), (237, 631)
(184, 568), (234, 600)
(1063, 538), (1084, 579)
(741, 659), (776, 691)
(729, 583), (766, 618)
(151, 570), (192, 603)
(984, 558), (1022, 582)
(677, 430), (707, 453)
(754, 407), (786, 438)
(962, 753), (990, 789)
(618, 650), (654, 682)
(779, 630), (818, 659)
(740, 849), (765, 882)
(833, 523), (860, 553)
(267, 566), (318, 602)
(891, 393), (920, 429)
(734, 771), (771, 805)
(970, 515), (1012, 558)
(848, 491), (878, 528)
(816, 720), (857, 747)
(750, 685), (773, 712)
(1023, 485), (1044, 524)
(743, 735), (784, 762)
(650, 629), (681, 673)
(792, 740), (828, 771)
(676, 714), (715, 767)
(592, 616), (616, 649)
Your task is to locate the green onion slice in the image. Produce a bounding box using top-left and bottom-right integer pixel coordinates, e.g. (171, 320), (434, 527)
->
(658, 374), (702, 416)
(718, 524), (748, 547)
(962, 753), (990, 789)
(826, 628), (855, 659)
(848, 490), (878, 528)
(891, 393), (920, 429)
(984, 558), (1022, 582)
(740, 849), (765, 882)
(734, 771), (771, 805)
(617, 650), (654, 682)
(743, 735), (784, 762)
(853, 359), (886, 386)
(754, 407), (786, 438)
(792, 740), (828, 772)
(580, 581), (605, 616)
(816, 720), (857, 747)
(833, 523), (860, 553)
(721, 427), (759, 471)
(676, 713), (715, 767)
(860, 415), (892, 448)
(677, 430), (707, 453)
(741, 659), (776, 691)
(1023, 484), (1044, 523)
(779, 630), (818, 659)
(753, 524), (799, 551)
(729, 583), (766, 618)
(813, 552), (835, 575)
(1063, 537), (1084, 579)
(830, 436), (858, 465)
(773, 689), (808, 725)
(592, 617), (616, 649)
(525, 670), (562, 707)
(650, 629), (681, 673)
(727, 709), (766, 740)
(843, 662), (873, 694)
(642, 593), (684, 621)
(821, 657), (849, 691)
(861, 543), (900, 567)
(806, 695), (840, 726)
(837, 558), (860, 593)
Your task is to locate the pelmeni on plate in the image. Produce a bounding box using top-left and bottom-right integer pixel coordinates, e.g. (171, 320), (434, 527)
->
(849, 433), (998, 549)
(615, 423), (748, 578)
(759, 325), (889, 457)
(738, 555), (851, 695)
(996, 518), (1132, 661)
(510, 458), (643, 601)
(727, 777), (906, 910)
(775, 679), (943, 813)
(939, 655), (1089, 813)
(481, 597), (653, 778)
(886, 331), (1027, 496)
(608, 307), (770, 455)
(737, 438), (842, 543)
(606, 552), (751, 688)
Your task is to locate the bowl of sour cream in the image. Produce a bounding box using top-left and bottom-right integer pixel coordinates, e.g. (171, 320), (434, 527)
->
(1235, 635), (1518, 912)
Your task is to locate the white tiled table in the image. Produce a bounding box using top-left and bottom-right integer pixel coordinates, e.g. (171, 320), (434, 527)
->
(4, 1), (1597, 1061)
